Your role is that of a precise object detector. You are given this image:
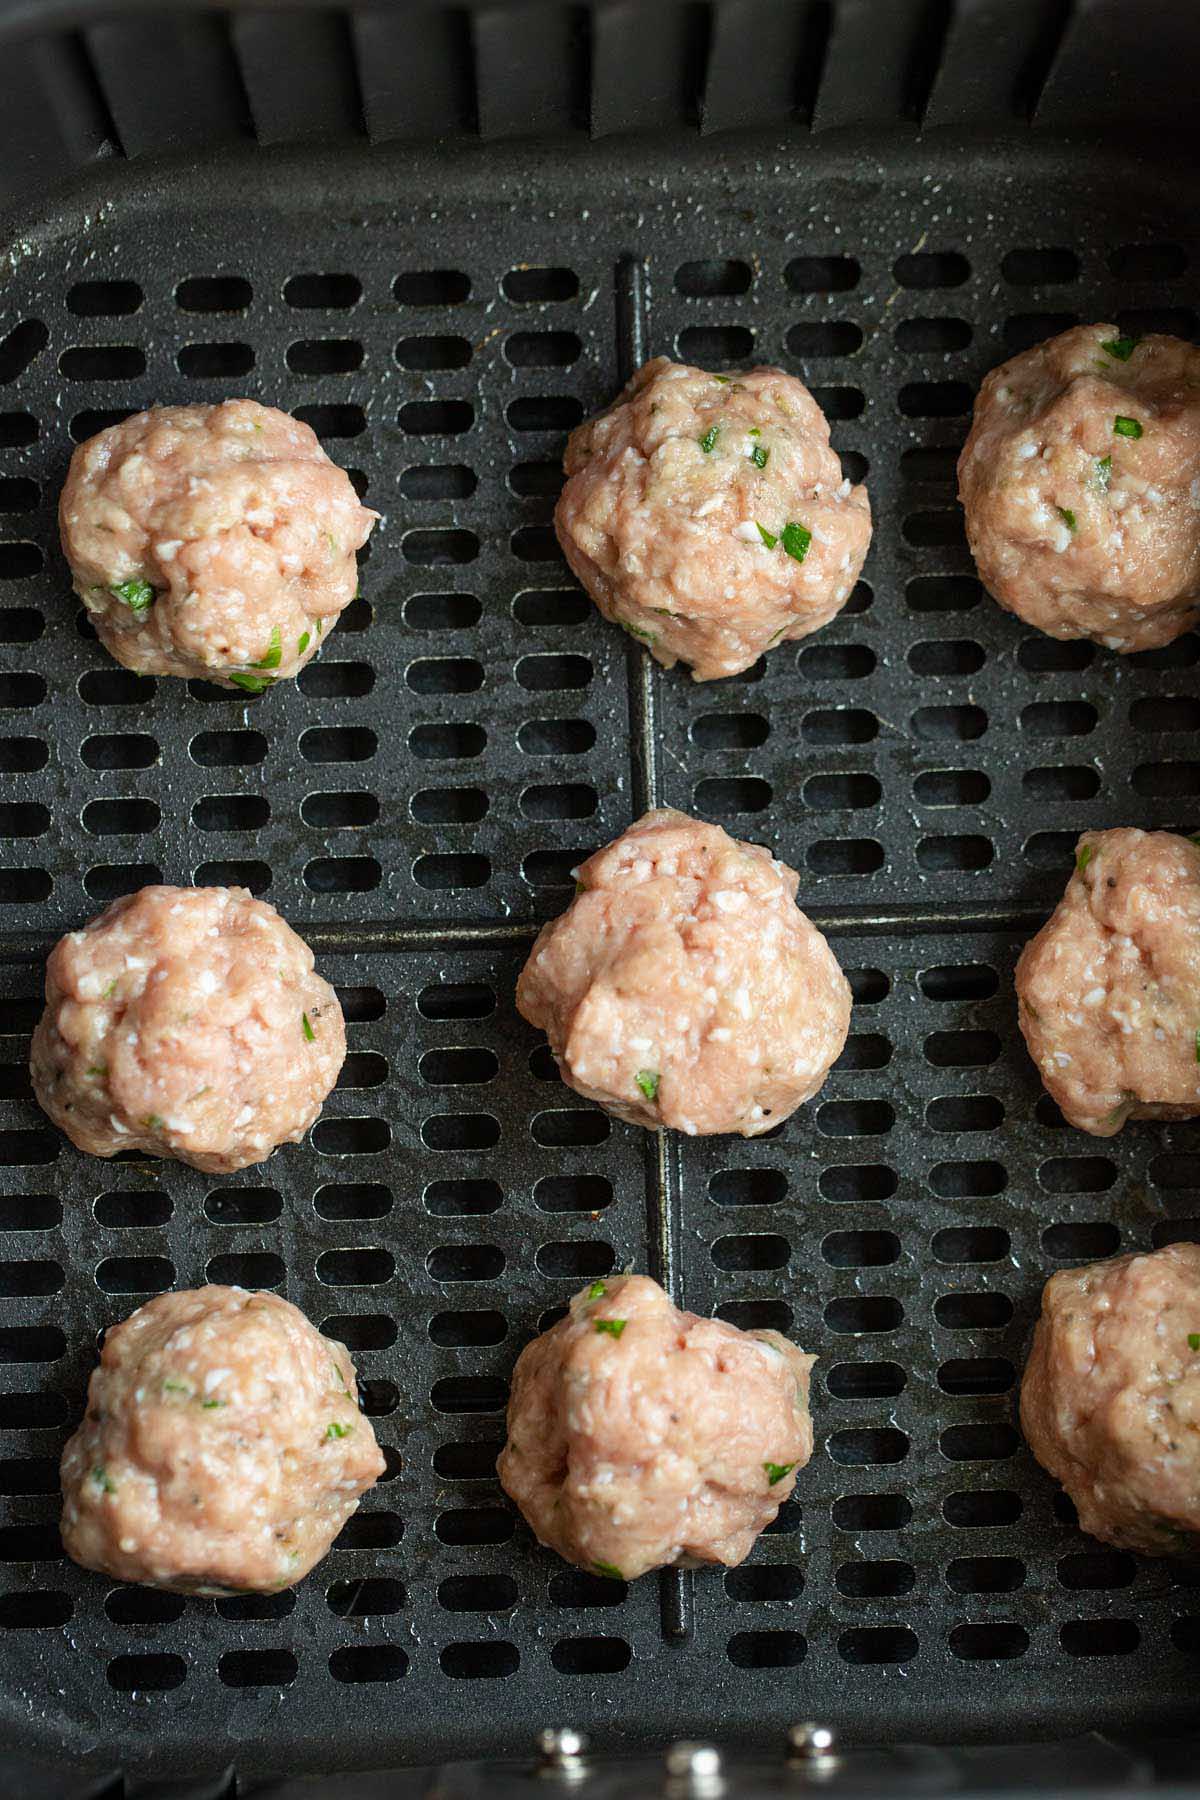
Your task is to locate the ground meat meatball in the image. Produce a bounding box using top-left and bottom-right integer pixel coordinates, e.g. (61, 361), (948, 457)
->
(1016, 828), (1200, 1135)
(60, 1286), (385, 1593)
(60, 400), (376, 688)
(516, 808), (850, 1136)
(554, 358), (871, 680)
(1021, 1244), (1200, 1554)
(31, 885), (344, 1173)
(959, 324), (1200, 651)
(498, 1274), (814, 1580)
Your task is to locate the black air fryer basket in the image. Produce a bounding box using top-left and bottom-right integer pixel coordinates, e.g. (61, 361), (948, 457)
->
(0, 1), (1199, 1793)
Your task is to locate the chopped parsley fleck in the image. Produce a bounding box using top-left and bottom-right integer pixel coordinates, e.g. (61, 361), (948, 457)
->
(1101, 335), (1139, 362)
(1189, 1334), (1200, 1352)
(228, 671), (275, 694)
(594, 1318), (627, 1339)
(1095, 455), (1112, 492)
(111, 578), (155, 615)
(592, 1561), (623, 1580)
(747, 426), (761, 438)
(751, 444), (769, 469)
(635, 1068), (660, 1102)
(574, 880), (586, 896)
(780, 522), (812, 564)
(143, 1114), (165, 1131)
(1057, 507), (1077, 531)
(756, 522), (778, 549)
(1076, 843), (1094, 875)
(713, 375), (731, 385)
(253, 624), (282, 671)
(85, 1064), (107, 1079)
(91, 1467), (116, 1495)
(297, 631), (311, 655)
(326, 1421), (352, 1439)
(326, 531), (339, 553)
(1153, 1520), (1193, 1549)
(162, 1379), (191, 1395)
(699, 425), (720, 454)
(302, 1011), (316, 1043)
(317, 616), (324, 636)
(587, 1281), (608, 1301)
(764, 1461), (794, 1486)
(767, 625), (787, 645)
(620, 619), (656, 644)
(100, 979), (118, 999)
(201, 1398), (226, 1410)
(1113, 414), (1143, 439)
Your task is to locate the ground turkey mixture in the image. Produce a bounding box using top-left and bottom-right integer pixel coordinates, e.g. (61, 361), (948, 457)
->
(31, 885), (344, 1172)
(1016, 828), (1200, 1135)
(959, 324), (1200, 651)
(1021, 1244), (1200, 1554)
(60, 1286), (385, 1592)
(555, 358), (872, 679)
(60, 399), (376, 687)
(498, 1274), (814, 1580)
(516, 808), (851, 1136)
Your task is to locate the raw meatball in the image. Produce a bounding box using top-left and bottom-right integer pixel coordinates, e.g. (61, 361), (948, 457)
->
(60, 1286), (385, 1593)
(959, 324), (1200, 651)
(517, 808), (850, 1136)
(498, 1274), (814, 1580)
(1021, 1244), (1200, 1554)
(1016, 828), (1200, 1135)
(60, 400), (377, 688)
(31, 885), (344, 1173)
(554, 358), (871, 680)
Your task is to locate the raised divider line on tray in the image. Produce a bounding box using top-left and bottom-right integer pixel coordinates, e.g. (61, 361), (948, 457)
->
(616, 253), (661, 820)
(0, 904), (1049, 966)
(646, 1125), (695, 1644)
(613, 250), (695, 1645)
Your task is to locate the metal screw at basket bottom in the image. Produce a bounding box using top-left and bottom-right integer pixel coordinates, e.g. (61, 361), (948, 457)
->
(787, 1724), (839, 1772)
(664, 1742), (724, 1794)
(536, 1728), (589, 1778)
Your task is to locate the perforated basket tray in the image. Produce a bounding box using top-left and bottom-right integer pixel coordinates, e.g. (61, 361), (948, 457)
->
(0, 1), (1199, 1786)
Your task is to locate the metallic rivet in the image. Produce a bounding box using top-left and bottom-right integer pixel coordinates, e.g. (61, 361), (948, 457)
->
(787, 1723), (838, 1766)
(537, 1728), (588, 1778)
(664, 1743), (723, 1790)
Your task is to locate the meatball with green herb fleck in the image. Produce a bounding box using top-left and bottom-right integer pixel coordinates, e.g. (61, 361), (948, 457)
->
(555, 358), (871, 679)
(517, 808), (850, 1136)
(60, 400), (376, 688)
(959, 325), (1200, 651)
(1021, 1244), (1200, 1554)
(31, 885), (344, 1172)
(498, 1274), (815, 1581)
(1016, 828), (1200, 1135)
(60, 1286), (385, 1594)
